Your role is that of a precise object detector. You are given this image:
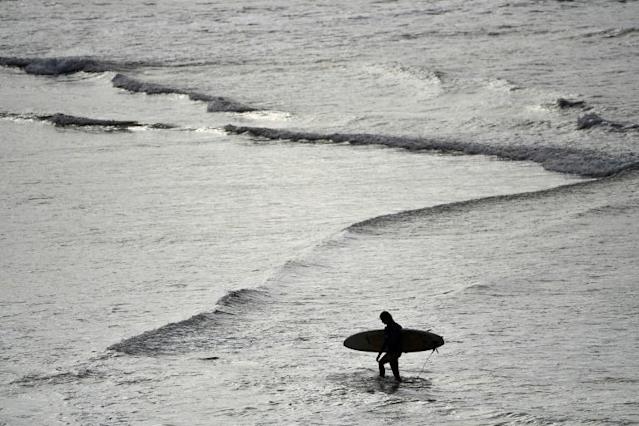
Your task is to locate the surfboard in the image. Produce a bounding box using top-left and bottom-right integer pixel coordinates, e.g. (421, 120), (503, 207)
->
(343, 329), (444, 353)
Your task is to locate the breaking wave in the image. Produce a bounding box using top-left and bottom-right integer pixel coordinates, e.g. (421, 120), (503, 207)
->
(346, 165), (639, 235)
(10, 368), (102, 387)
(0, 56), (145, 75)
(577, 112), (639, 131)
(112, 74), (257, 113)
(108, 288), (268, 356)
(0, 112), (175, 130)
(0, 58), (259, 113)
(556, 98), (589, 110)
(551, 98), (637, 132)
(365, 62), (445, 94)
(224, 125), (639, 178)
(583, 27), (639, 39)
(346, 186), (579, 235)
(107, 165), (639, 356)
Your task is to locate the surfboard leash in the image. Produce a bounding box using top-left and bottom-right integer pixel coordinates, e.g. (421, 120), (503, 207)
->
(416, 348), (437, 379)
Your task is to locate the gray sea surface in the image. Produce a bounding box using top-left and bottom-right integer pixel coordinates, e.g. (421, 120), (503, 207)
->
(1, 0), (638, 424)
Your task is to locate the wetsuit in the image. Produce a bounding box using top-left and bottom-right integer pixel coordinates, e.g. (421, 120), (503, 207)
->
(378, 321), (402, 380)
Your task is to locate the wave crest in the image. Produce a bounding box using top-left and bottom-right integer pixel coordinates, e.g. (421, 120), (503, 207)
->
(108, 288), (268, 356)
(224, 125), (639, 178)
(0, 112), (175, 130)
(583, 27), (639, 39)
(347, 165), (639, 234)
(112, 73), (257, 113)
(556, 98), (589, 110)
(0, 56), (144, 75)
(577, 113), (639, 131)
(11, 368), (101, 387)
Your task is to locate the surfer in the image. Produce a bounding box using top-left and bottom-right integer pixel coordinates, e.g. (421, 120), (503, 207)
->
(376, 311), (402, 381)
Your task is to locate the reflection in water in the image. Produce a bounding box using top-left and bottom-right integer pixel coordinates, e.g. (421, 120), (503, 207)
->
(331, 368), (434, 397)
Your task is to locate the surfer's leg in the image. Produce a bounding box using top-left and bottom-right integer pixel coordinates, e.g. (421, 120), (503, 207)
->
(378, 354), (389, 377)
(390, 360), (400, 381)
(389, 354), (401, 381)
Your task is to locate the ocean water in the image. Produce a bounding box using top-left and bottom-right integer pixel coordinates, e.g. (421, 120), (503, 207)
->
(1, 0), (638, 424)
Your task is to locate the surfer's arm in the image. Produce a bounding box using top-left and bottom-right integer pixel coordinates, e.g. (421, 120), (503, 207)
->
(376, 340), (388, 361)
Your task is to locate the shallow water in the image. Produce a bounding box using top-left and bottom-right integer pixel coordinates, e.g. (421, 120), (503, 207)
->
(1, 0), (638, 424)
(0, 114), (584, 425)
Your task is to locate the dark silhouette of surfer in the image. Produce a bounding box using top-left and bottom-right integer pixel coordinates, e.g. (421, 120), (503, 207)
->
(376, 311), (402, 381)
